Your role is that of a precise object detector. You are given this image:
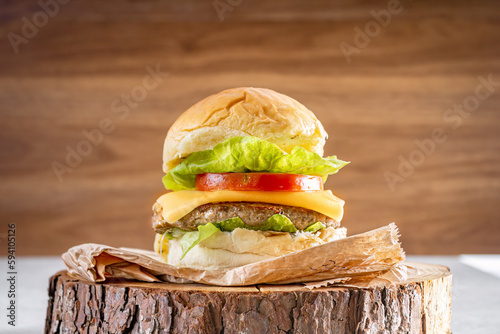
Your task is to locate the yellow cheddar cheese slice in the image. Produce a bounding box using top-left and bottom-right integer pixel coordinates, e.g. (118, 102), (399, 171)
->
(155, 190), (344, 223)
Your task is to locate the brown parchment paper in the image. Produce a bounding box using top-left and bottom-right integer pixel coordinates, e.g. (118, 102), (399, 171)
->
(62, 223), (405, 286)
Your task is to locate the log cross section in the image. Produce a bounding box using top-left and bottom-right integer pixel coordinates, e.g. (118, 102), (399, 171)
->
(45, 266), (451, 334)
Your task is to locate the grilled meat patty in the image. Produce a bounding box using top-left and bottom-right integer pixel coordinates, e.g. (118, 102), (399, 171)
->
(153, 202), (340, 234)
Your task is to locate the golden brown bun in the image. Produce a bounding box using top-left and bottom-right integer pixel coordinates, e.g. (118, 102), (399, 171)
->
(163, 87), (328, 172)
(154, 227), (347, 270)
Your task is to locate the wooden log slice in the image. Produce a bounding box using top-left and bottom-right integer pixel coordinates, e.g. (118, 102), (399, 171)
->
(45, 262), (451, 334)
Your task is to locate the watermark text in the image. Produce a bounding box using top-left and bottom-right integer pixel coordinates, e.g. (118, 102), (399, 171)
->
(51, 64), (167, 182)
(385, 74), (499, 191)
(7, 0), (73, 54)
(6, 223), (16, 326)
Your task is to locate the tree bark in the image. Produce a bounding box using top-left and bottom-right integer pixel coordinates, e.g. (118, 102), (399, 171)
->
(45, 263), (451, 334)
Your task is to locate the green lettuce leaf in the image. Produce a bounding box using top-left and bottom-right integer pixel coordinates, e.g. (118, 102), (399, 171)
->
(163, 233), (175, 240)
(214, 215), (298, 233)
(162, 228), (186, 240)
(179, 223), (219, 260)
(163, 136), (349, 191)
(259, 214), (298, 233)
(215, 217), (248, 231)
(303, 222), (326, 233)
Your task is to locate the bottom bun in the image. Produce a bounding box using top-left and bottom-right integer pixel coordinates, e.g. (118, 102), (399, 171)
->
(154, 227), (347, 270)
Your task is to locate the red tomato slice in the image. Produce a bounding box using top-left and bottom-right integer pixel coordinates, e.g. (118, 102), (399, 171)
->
(195, 173), (324, 192)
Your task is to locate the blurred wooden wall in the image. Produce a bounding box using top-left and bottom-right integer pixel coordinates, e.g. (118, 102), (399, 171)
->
(1, 0), (499, 255)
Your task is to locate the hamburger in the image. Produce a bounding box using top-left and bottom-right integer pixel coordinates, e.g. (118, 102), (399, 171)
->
(152, 87), (349, 270)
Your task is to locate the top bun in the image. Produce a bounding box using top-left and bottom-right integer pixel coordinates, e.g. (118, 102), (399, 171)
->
(163, 87), (328, 172)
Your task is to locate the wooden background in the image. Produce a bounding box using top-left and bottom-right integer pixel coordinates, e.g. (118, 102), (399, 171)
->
(1, 0), (499, 255)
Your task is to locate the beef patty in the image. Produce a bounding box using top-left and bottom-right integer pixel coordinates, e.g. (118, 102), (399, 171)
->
(153, 202), (340, 234)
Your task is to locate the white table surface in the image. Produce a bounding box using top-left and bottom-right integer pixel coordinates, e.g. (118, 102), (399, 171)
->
(1, 255), (499, 333)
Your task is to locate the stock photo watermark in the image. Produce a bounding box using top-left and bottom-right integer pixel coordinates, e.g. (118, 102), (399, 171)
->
(7, 0), (72, 54)
(51, 64), (167, 182)
(5, 223), (17, 326)
(213, 0), (244, 22)
(339, 0), (406, 64)
(385, 74), (499, 192)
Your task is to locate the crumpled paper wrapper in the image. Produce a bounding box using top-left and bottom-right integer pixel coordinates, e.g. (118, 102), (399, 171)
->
(62, 223), (405, 287)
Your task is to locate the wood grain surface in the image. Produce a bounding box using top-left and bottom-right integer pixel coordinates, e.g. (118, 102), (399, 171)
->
(0, 0), (499, 255)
